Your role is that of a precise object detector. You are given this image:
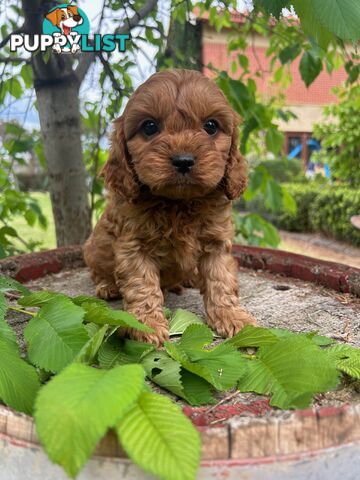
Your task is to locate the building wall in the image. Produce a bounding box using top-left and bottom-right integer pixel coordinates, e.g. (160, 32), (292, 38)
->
(201, 23), (347, 134)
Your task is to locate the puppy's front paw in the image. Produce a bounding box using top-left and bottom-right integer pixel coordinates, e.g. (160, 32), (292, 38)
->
(95, 280), (121, 300)
(120, 312), (169, 347)
(207, 306), (257, 338)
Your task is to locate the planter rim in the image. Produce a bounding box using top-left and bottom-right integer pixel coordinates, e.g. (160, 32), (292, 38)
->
(0, 244), (359, 296)
(0, 245), (359, 462)
(1, 404), (359, 464)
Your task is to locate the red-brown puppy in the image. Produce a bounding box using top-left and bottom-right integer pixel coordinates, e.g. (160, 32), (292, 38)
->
(84, 69), (256, 345)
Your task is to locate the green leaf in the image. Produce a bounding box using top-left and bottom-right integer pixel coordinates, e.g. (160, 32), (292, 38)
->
(116, 392), (201, 480)
(282, 187), (297, 215)
(238, 337), (339, 409)
(24, 297), (89, 373)
(326, 344), (360, 379)
(0, 292), (19, 353)
(81, 302), (154, 332)
(19, 290), (67, 307)
(0, 276), (30, 296)
(279, 44), (301, 64)
(165, 324), (245, 390)
(269, 328), (334, 346)
(71, 295), (107, 307)
(142, 350), (215, 405)
(169, 309), (204, 335)
(265, 127), (284, 154)
(20, 64), (33, 88)
(0, 339), (40, 414)
(8, 78), (23, 99)
(265, 178), (284, 212)
(299, 51), (323, 87)
(98, 335), (154, 368)
(292, 0), (334, 48)
(224, 325), (279, 348)
(74, 324), (108, 364)
(35, 363), (145, 478)
(312, 0), (360, 41)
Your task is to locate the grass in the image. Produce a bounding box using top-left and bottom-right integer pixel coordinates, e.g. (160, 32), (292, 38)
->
(11, 192), (56, 251)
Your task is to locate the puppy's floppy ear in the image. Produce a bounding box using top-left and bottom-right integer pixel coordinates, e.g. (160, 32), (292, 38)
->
(45, 9), (60, 26)
(223, 113), (248, 200)
(100, 117), (140, 200)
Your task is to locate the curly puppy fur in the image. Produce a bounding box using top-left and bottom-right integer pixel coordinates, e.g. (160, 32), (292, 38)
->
(84, 69), (256, 345)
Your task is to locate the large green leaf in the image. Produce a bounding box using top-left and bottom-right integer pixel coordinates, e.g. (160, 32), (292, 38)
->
(269, 328), (334, 346)
(224, 325), (279, 348)
(35, 363), (145, 478)
(71, 295), (107, 307)
(0, 292), (19, 353)
(279, 43), (301, 64)
(0, 339), (40, 414)
(169, 309), (203, 335)
(98, 336), (154, 368)
(24, 297), (89, 373)
(74, 325), (108, 364)
(299, 50), (323, 87)
(0, 276), (30, 295)
(165, 324), (245, 390)
(19, 290), (67, 307)
(116, 392), (200, 480)
(81, 302), (154, 332)
(326, 344), (360, 379)
(142, 350), (215, 405)
(312, 0), (360, 41)
(292, 0), (334, 48)
(238, 337), (339, 409)
(265, 127), (284, 155)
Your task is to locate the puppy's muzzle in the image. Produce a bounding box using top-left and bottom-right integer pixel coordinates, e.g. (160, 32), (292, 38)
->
(171, 153), (195, 175)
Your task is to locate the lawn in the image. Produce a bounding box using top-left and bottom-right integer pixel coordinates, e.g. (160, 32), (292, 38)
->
(11, 192), (56, 251)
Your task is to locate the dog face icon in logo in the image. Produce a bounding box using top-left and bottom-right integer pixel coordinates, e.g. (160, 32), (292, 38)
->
(43, 4), (89, 54)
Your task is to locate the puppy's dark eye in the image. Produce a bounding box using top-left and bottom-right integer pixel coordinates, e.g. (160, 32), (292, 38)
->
(141, 119), (159, 137)
(203, 119), (219, 136)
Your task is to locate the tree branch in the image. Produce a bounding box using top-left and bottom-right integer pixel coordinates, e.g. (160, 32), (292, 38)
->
(0, 55), (30, 64)
(75, 0), (158, 83)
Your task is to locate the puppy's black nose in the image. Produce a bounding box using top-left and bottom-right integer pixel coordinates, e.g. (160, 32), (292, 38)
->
(171, 154), (195, 174)
(73, 15), (81, 21)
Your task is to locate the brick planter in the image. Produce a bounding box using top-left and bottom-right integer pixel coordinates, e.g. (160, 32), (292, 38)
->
(0, 246), (359, 479)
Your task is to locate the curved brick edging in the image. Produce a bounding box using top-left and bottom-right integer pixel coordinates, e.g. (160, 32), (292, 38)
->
(0, 245), (84, 282)
(232, 245), (360, 297)
(1, 244), (359, 297)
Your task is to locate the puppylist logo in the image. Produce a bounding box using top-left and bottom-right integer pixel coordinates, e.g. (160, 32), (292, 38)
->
(10, 3), (129, 54)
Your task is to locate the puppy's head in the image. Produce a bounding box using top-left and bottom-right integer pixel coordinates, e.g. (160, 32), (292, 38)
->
(45, 6), (82, 29)
(102, 69), (247, 201)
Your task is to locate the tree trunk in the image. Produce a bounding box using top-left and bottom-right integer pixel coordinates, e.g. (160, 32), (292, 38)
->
(21, 0), (91, 246)
(35, 77), (91, 246)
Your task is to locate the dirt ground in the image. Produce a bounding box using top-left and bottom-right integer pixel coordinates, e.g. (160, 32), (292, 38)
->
(280, 231), (360, 269)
